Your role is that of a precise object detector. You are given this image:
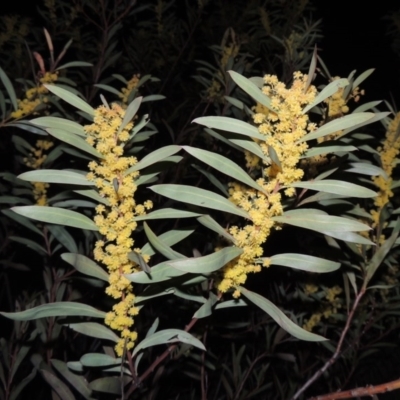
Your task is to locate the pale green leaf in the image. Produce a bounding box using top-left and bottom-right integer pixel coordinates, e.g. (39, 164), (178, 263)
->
(74, 189), (110, 206)
(0, 302), (106, 320)
(133, 208), (202, 221)
(215, 299), (247, 309)
(352, 68), (375, 90)
(239, 287), (326, 341)
(80, 354), (120, 368)
(267, 253), (340, 273)
(303, 145), (357, 158)
(11, 206), (98, 231)
(56, 61), (92, 70)
(0, 66), (17, 110)
(89, 377), (129, 395)
(193, 292), (219, 319)
(31, 117), (86, 137)
(118, 96), (142, 133)
(346, 162), (388, 179)
(18, 170), (95, 186)
(44, 84), (95, 116)
(197, 215), (235, 243)
(41, 370), (75, 400)
(149, 184), (250, 219)
(47, 225), (78, 253)
(321, 230), (375, 245)
(128, 251), (151, 273)
(168, 247), (242, 274)
(66, 322), (119, 342)
(61, 253), (109, 282)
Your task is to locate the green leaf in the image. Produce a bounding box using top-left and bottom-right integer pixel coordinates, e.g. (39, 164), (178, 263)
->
(321, 230), (374, 245)
(47, 225), (78, 253)
(141, 228), (195, 256)
(128, 251), (151, 273)
(10, 236), (47, 255)
(298, 113), (375, 143)
(66, 322), (119, 342)
(346, 162), (388, 179)
(133, 208), (202, 221)
(267, 253), (340, 273)
(94, 84), (121, 96)
(44, 84), (95, 116)
(289, 180), (376, 198)
(74, 189), (110, 206)
(272, 209), (370, 232)
(9, 368), (36, 400)
(61, 253), (109, 282)
(183, 146), (267, 194)
(142, 94), (165, 102)
(80, 354), (120, 368)
(352, 68), (375, 90)
(149, 185), (250, 219)
(193, 292), (219, 318)
(143, 222), (185, 260)
(90, 377), (130, 395)
(125, 145), (181, 174)
(31, 117), (86, 137)
(229, 137), (266, 160)
(47, 128), (103, 159)
(197, 215), (235, 243)
(118, 96), (142, 134)
(2, 209), (43, 236)
(303, 145), (357, 158)
(0, 302), (105, 320)
(40, 369), (75, 400)
(0, 66), (17, 110)
(168, 247), (242, 274)
(215, 299), (247, 310)
(18, 170), (94, 186)
(239, 287), (326, 341)
(302, 78), (349, 114)
(11, 206), (98, 231)
(228, 70), (272, 109)
(132, 329), (205, 358)
(193, 116), (266, 141)
(192, 164), (229, 196)
(51, 359), (93, 400)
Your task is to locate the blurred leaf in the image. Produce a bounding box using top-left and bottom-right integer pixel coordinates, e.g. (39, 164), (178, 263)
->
(126, 145), (181, 173)
(193, 292), (219, 318)
(228, 70), (272, 109)
(168, 247), (242, 274)
(80, 354), (121, 367)
(267, 253), (340, 273)
(142, 94), (165, 102)
(44, 84), (94, 116)
(66, 323), (119, 342)
(0, 66), (17, 110)
(183, 146), (267, 194)
(128, 251), (151, 273)
(239, 287), (326, 341)
(9, 368), (36, 400)
(9, 236), (47, 255)
(61, 253), (109, 282)
(303, 145), (357, 158)
(132, 329), (205, 358)
(346, 162), (388, 179)
(192, 164), (229, 196)
(31, 117), (86, 137)
(194, 116), (266, 141)
(197, 215), (235, 243)
(18, 170), (94, 186)
(150, 185), (250, 219)
(321, 230), (375, 245)
(94, 84), (121, 96)
(352, 68), (375, 90)
(134, 208), (202, 221)
(11, 206), (98, 231)
(143, 222), (185, 260)
(74, 189), (110, 206)
(47, 128), (103, 158)
(51, 359), (92, 400)
(272, 209), (370, 232)
(40, 369), (77, 400)
(215, 299), (247, 309)
(90, 377), (130, 395)
(299, 113), (375, 143)
(1, 302), (105, 320)
(289, 179), (376, 198)
(304, 45), (317, 92)
(2, 209), (43, 236)
(302, 78), (348, 114)
(46, 227), (80, 254)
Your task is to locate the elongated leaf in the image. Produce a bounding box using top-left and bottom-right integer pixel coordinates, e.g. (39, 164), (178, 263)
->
(192, 164), (229, 196)
(61, 253), (109, 282)
(289, 180), (376, 198)
(2, 209), (43, 236)
(44, 84), (94, 116)
(239, 287), (326, 341)
(90, 377), (130, 395)
(66, 322), (119, 342)
(268, 253), (340, 273)
(47, 128), (103, 159)
(149, 185), (250, 219)
(229, 137), (266, 160)
(18, 170), (94, 186)
(303, 145), (357, 158)
(346, 162), (388, 178)
(143, 222), (185, 260)
(133, 208), (202, 221)
(193, 292), (219, 318)
(272, 209), (370, 232)
(215, 299), (247, 309)
(80, 354), (120, 368)
(142, 94), (165, 102)
(11, 206), (98, 231)
(0, 302), (106, 320)
(10, 236), (47, 255)
(183, 146), (267, 194)
(302, 78), (349, 114)
(0, 66), (17, 110)
(125, 260), (187, 284)
(132, 329), (205, 358)
(141, 228), (195, 256)
(168, 247), (242, 274)
(125, 145), (181, 174)
(9, 368), (36, 400)
(298, 113), (375, 143)
(31, 117), (86, 137)
(352, 68), (375, 90)
(41, 370), (75, 400)
(197, 215), (235, 243)
(321, 230), (375, 245)
(94, 84), (121, 96)
(118, 96), (142, 133)
(228, 70), (272, 109)
(74, 189), (110, 206)
(128, 251), (151, 273)
(193, 116), (266, 141)
(47, 225), (78, 253)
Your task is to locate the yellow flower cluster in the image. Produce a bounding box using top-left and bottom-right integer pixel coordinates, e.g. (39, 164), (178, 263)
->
(218, 72), (317, 296)
(370, 112), (400, 227)
(303, 285), (342, 332)
(85, 103), (153, 356)
(11, 72), (58, 120)
(24, 139), (54, 206)
(119, 74), (140, 105)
